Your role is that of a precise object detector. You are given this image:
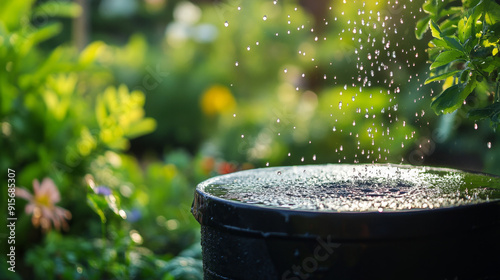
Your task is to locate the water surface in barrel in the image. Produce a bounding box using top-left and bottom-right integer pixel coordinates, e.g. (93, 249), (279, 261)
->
(202, 165), (500, 212)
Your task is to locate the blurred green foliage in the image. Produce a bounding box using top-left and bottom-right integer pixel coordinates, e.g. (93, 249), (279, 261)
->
(0, 0), (499, 279)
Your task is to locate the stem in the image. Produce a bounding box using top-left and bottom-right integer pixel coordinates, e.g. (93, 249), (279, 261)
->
(101, 221), (106, 241)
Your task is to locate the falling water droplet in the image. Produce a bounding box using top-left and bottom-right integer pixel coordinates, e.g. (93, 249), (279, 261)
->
(277, 118), (281, 123)
(474, 123), (478, 130)
(312, 154), (317, 161)
(338, 101), (343, 109)
(235, 61), (239, 66)
(224, 21), (229, 27)
(277, 171), (282, 175)
(333, 126), (337, 132)
(487, 142), (492, 149)
(263, 15), (267, 21)
(241, 134), (245, 138)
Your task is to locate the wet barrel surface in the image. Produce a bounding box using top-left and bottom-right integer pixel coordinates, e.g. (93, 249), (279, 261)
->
(191, 164), (500, 279)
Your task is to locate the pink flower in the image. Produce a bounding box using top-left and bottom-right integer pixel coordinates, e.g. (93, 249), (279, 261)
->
(16, 178), (72, 232)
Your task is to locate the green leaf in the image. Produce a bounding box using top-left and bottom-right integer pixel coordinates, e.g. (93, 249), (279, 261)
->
(464, 14), (477, 43)
(485, 1), (500, 24)
(471, 46), (495, 58)
(489, 22), (500, 38)
(464, 37), (479, 54)
(441, 26), (457, 37)
(32, 1), (82, 18)
(430, 50), (466, 69)
(458, 18), (466, 43)
(438, 7), (463, 18)
(443, 36), (465, 52)
(423, 0), (438, 15)
(87, 195), (107, 223)
(79, 41), (106, 67)
(468, 102), (500, 120)
(479, 56), (500, 73)
(125, 118), (157, 138)
(430, 20), (443, 39)
(416, 16), (431, 39)
(431, 76), (477, 114)
(463, 0), (482, 10)
(19, 22), (62, 56)
(0, 0), (36, 31)
(425, 70), (462, 84)
(440, 19), (458, 31)
(430, 38), (449, 48)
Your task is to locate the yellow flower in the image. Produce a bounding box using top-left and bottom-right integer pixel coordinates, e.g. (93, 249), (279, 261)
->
(200, 85), (236, 116)
(16, 178), (72, 232)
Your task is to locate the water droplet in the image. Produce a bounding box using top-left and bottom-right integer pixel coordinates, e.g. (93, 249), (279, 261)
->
(474, 123), (478, 130)
(338, 101), (343, 109)
(277, 171), (282, 175)
(224, 21), (229, 27)
(263, 15), (267, 21)
(241, 134), (245, 138)
(332, 126), (337, 132)
(312, 154), (317, 161)
(487, 142), (492, 149)
(235, 61), (239, 66)
(277, 118), (280, 123)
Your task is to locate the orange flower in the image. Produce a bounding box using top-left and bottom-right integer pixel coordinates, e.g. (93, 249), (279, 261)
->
(218, 162), (237, 174)
(16, 178), (72, 232)
(200, 85), (236, 116)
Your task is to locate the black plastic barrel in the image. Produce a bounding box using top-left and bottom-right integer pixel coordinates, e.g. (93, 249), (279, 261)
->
(191, 164), (500, 279)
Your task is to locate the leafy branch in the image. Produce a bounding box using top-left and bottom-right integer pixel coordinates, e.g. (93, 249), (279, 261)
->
(416, 0), (500, 129)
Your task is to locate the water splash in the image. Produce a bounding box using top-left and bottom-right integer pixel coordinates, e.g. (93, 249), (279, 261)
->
(223, 1), (435, 164)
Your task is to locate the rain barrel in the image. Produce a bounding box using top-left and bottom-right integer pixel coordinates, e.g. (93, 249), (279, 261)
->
(191, 164), (500, 279)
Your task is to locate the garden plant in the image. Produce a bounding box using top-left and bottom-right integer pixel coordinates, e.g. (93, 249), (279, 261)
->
(417, 0), (500, 128)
